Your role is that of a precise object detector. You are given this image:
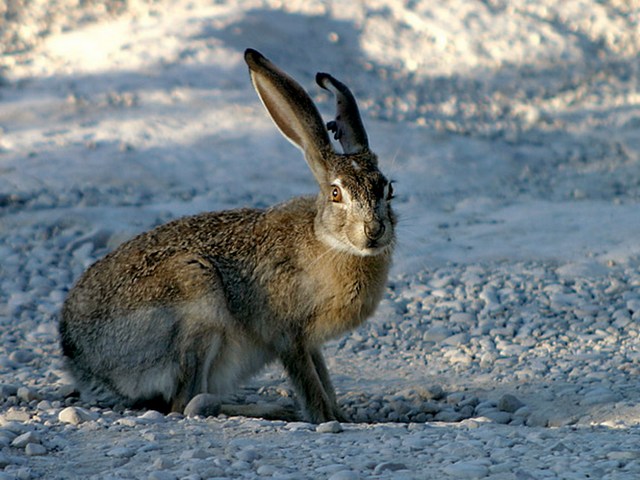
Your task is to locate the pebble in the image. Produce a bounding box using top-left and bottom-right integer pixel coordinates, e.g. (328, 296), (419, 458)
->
(327, 470), (359, 480)
(0, 13), (639, 478)
(497, 394), (524, 413)
(106, 447), (136, 458)
(11, 431), (39, 448)
(443, 461), (489, 478)
(316, 421), (343, 434)
(25, 443), (47, 456)
(373, 462), (408, 474)
(148, 472), (178, 480)
(58, 406), (97, 425)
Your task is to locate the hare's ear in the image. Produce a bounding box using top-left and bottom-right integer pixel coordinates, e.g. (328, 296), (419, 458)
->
(244, 49), (333, 184)
(316, 72), (370, 157)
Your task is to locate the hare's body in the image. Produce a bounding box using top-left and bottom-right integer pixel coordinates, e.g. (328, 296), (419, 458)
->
(61, 50), (396, 423)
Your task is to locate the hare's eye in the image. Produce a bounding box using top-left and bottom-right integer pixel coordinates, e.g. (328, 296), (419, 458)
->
(331, 186), (343, 203)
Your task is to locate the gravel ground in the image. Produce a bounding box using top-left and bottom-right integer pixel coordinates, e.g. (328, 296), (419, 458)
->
(1, 1), (640, 479)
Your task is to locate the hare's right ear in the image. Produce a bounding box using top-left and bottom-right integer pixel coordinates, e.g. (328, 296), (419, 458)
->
(244, 49), (333, 184)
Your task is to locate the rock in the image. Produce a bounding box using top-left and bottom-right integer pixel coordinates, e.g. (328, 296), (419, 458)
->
(0, 384), (18, 399)
(152, 457), (174, 470)
(2, 409), (30, 423)
(434, 410), (464, 422)
(11, 431), (40, 448)
(316, 420), (343, 433)
(256, 465), (278, 476)
(328, 470), (359, 480)
(236, 448), (260, 462)
(373, 462), (408, 474)
(481, 410), (512, 424)
(17, 387), (40, 403)
(138, 410), (165, 423)
(106, 447), (136, 458)
(58, 406), (96, 425)
(9, 350), (35, 364)
(148, 472), (178, 480)
(423, 385), (445, 400)
(25, 443), (47, 456)
(580, 387), (619, 406)
(179, 449), (210, 460)
(183, 394), (221, 418)
(526, 412), (549, 428)
(497, 394), (524, 413)
(444, 461), (489, 478)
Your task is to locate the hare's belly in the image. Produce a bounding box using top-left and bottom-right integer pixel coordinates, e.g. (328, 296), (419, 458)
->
(202, 335), (274, 395)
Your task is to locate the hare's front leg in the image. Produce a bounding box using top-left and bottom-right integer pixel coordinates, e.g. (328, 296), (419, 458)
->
(279, 344), (337, 423)
(310, 349), (349, 422)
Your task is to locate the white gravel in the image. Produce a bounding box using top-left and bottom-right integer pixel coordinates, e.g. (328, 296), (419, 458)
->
(1, 0), (640, 479)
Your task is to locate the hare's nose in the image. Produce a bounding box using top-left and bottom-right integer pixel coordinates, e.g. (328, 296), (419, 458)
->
(364, 220), (385, 241)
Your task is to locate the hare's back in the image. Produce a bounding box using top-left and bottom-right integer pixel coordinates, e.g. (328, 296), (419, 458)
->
(64, 208), (265, 316)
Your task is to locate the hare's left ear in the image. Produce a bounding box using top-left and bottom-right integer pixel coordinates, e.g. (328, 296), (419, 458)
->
(316, 73), (371, 158)
(245, 49), (333, 185)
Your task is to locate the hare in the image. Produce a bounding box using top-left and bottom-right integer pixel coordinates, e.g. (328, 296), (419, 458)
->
(59, 49), (396, 423)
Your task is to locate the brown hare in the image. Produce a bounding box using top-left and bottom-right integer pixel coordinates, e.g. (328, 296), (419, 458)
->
(60, 49), (396, 423)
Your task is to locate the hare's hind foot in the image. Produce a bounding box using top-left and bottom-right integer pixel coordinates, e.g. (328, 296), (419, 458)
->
(220, 403), (301, 422)
(183, 393), (300, 421)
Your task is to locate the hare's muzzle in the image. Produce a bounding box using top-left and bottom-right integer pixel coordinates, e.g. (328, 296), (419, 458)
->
(364, 219), (386, 242)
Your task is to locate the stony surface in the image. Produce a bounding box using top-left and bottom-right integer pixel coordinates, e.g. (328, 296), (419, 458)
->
(1, 0), (640, 479)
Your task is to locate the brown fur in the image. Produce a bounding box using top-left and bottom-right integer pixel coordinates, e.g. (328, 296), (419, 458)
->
(60, 49), (395, 423)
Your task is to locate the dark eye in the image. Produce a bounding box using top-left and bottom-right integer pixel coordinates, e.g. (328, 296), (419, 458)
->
(331, 186), (343, 203)
(386, 181), (395, 201)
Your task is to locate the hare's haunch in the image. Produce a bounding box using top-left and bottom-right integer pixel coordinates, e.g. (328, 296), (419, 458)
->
(60, 49), (396, 423)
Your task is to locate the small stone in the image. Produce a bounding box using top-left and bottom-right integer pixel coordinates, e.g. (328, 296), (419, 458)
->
(606, 451), (640, 460)
(236, 448), (260, 462)
(3, 409), (30, 422)
(580, 387), (619, 406)
(526, 412), (549, 427)
(434, 410), (464, 422)
(106, 447), (136, 458)
(481, 410), (512, 424)
(444, 461), (489, 478)
(328, 470), (358, 480)
(58, 406), (96, 425)
(183, 394), (221, 418)
(9, 350), (35, 364)
(25, 443), (47, 456)
(373, 462), (408, 474)
(17, 387), (40, 403)
(138, 410), (165, 423)
(424, 385), (445, 400)
(148, 472), (178, 480)
(316, 420), (343, 433)
(152, 457), (174, 470)
(180, 448), (210, 460)
(256, 465), (278, 475)
(0, 384), (18, 399)
(497, 394), (524, 413)
(11, 431), (40, 448)
(0, 453), (10, 468)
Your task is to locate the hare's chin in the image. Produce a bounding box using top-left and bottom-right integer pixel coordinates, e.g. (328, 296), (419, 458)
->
(318, 232), (391, 257)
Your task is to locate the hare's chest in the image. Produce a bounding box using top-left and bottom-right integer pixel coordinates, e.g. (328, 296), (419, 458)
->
(309, 264), (388, 344)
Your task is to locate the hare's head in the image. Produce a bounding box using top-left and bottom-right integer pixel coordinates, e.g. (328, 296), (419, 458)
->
(245, 49), (396, 257)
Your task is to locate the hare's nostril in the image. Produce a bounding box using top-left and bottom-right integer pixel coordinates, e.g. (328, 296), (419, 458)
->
(365, 221), (385, 241)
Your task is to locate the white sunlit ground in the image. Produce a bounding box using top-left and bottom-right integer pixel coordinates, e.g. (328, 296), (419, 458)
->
(1, 1), (640, 479)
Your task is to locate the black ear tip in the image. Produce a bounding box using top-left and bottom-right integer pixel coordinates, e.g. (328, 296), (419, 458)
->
(316, 72), (330, 89)
(244, 48), (265, 67)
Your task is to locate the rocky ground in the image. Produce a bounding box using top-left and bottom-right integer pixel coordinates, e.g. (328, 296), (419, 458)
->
(1, 1), (640, 479)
